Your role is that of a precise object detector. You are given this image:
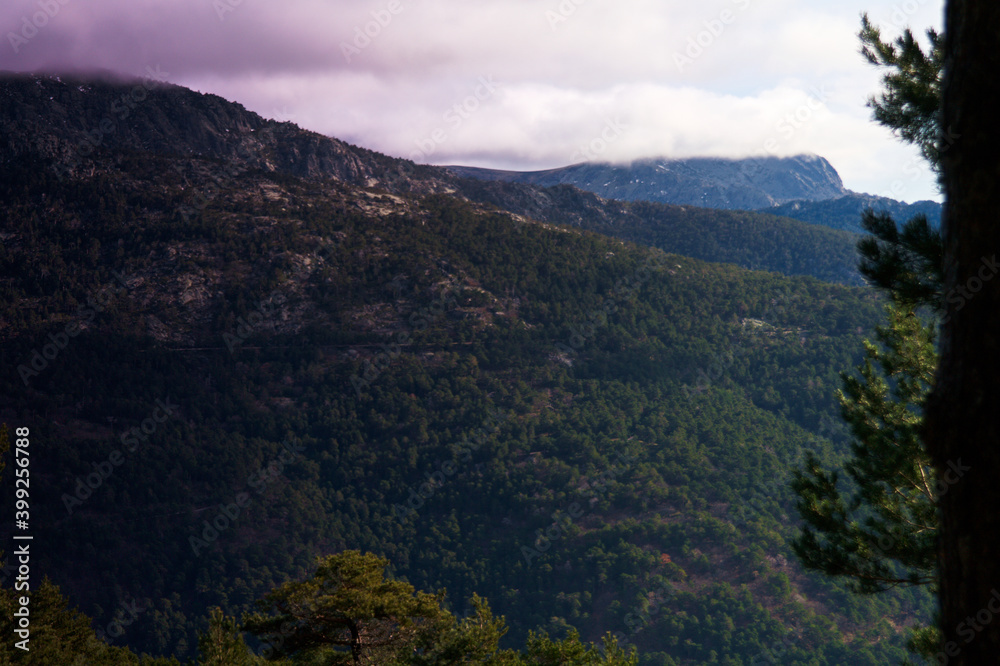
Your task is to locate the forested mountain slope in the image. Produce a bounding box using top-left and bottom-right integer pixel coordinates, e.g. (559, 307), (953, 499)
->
(761, 193), (941, 234)
(0, 72), (930, 665)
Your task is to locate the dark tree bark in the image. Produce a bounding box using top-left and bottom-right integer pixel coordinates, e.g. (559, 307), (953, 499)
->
(925, 0), (1000, 662)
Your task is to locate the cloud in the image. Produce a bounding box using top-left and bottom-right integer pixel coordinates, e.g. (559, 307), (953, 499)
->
(0, 0), (944, 201)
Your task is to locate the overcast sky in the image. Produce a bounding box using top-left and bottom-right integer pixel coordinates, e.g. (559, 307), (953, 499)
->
(2, 0), (945, 202)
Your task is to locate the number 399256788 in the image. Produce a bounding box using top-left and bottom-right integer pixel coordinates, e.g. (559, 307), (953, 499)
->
(14, 427), (29, 523)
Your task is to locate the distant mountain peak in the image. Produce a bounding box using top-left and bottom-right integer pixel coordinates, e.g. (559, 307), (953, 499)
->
(447, 154), (848, 210)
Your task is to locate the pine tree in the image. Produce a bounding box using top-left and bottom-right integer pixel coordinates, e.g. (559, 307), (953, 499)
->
(242, 550), (453, 664)
(515, 630), (637, 666)
(0, 578), (175, 665)
(195, 608), (262, 665)
(793, 303), (937, 592)
(792, 12), (947, 659)
(855, 12), (944, 308)
(406, 594), (516, 666)
(239, 550), (638, 665)
(858, 14), (944, 171)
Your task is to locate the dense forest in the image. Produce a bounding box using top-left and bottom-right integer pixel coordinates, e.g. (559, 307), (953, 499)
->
(0, 75), (934, 664)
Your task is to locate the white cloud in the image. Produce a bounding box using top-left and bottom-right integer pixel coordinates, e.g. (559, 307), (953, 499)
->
(0, 0), (945, 201)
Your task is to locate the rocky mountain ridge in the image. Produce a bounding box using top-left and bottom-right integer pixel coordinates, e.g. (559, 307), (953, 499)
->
(447, 155), (849, 210)
(448, 157), (943, 235)
(0, 70), (865, 286)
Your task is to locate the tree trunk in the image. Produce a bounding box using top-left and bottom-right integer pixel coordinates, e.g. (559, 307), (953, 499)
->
(348, 619), (362, 663)
(925, 0), (1000, 662)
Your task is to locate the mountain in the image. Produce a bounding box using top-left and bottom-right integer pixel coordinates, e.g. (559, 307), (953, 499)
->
(449, 157), (943, 237)
(0, 71), (865, 287)
(0, 70), (403, 186)
(760, 192), (942, 234)
(0, 72), (926, 664)
(447, 155), (849, 210)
